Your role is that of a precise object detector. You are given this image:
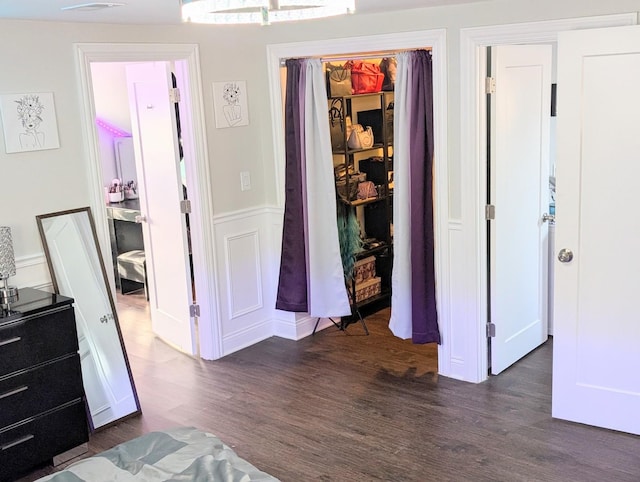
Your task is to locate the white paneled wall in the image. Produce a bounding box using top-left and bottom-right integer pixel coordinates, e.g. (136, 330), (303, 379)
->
(13, 255), (52, 292)
(212, 207), (278, 356)
(444, 220), (468, 380)
(212, 206), (340, 354)
(223, 230), (263, 321)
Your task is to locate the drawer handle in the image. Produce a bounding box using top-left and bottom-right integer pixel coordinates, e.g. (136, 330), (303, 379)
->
(0, 385), (28, 400)
(2, 434), (34, 451)
(0, 336), (21, 347)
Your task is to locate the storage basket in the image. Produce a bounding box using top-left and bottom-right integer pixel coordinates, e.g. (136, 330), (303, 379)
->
(351, 276), (381, 303)
(353, 256), (376, 284)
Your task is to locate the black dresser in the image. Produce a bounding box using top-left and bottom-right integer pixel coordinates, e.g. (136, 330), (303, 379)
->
(0, 288), (88, 481)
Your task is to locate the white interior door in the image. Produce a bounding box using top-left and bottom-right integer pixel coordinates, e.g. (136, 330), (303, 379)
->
(126, 62), (196, 355)
(552, 25), (640, 435)
(489, 45), (552, 375)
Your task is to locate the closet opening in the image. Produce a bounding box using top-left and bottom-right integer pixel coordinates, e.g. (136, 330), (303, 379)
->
(275, 47), (440, 360)
(326, 56), (396, 331)
(266, 29), (450, 377)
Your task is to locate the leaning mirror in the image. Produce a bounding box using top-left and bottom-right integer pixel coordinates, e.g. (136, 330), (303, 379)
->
(36, 207), (141, 431)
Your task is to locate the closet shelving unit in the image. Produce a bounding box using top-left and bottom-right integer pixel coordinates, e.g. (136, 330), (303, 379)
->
(330, 90), (395, 331)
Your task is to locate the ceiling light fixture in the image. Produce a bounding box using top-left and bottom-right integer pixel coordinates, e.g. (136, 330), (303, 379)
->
(181, 0), (355, 25)
(61, 3), (125, 12)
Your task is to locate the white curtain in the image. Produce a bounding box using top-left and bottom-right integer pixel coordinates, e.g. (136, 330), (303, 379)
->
(304, 59), (351, 318)
(389, 52), (413, 338)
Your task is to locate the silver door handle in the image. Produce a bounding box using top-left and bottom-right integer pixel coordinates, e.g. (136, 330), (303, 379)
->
(542, 213), (555, 223)
(558, 248), (573, 263)
(135, 215), (147, 223)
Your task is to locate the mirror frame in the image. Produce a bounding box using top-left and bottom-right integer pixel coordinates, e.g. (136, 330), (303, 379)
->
(36, 206), (141, 431)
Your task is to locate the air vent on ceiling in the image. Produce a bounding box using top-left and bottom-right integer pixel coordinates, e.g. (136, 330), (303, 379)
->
(61, 3), (125, 12)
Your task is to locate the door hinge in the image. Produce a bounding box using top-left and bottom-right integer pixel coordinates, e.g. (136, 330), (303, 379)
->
(189, 304), (200, 317)
(180, 199), (191, 214)
(486, 322), (496, 338)
(169, 87), (181, 103)
(485, 204), (495, 220)
(485, 77), (496, 95)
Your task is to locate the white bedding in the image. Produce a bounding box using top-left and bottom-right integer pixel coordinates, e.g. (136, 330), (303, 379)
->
(37, 427), (280, 482)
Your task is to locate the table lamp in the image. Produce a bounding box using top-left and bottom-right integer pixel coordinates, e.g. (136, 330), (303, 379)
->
(0, 226), (19, 307)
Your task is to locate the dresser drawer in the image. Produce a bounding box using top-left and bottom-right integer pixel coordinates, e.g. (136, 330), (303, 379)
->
(0, 401), (88, 482)
(0, 354), (84, 428)
(0, 306), (79, 378)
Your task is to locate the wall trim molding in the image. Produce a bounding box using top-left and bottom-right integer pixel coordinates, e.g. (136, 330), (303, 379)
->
(13, 253), (52, 290)
(273, 312), (335, 340)
(16, 253), (46, 268)
(222, 318), (274, 356)
(213, 205), (281, 225)
(223, 230), (264, 319)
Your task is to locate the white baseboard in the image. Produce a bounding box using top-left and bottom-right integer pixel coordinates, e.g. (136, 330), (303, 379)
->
(221, 318), (274, 357)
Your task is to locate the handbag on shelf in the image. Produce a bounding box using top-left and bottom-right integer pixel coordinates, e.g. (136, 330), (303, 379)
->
(328, 98), (346, 150)
(380, 57), (397, 91)
(326, 63), (353, 97)
(385, 101), (394, 143)
(347, 124), (374, 150)
(336, 177), (360, 202)
(348, 61), (385, 94)
(357, 181), (378, 200)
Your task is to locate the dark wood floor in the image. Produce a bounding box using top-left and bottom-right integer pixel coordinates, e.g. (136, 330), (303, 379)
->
(20, 292), (640, 481)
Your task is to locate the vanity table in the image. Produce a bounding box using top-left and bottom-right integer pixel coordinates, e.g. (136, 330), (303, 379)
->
(0, 288), (88, 481)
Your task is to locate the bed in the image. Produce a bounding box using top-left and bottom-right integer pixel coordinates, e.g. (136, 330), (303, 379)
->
(36, 427), (280, 481)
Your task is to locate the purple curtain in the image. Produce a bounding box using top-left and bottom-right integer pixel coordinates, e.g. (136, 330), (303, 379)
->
(276, 59), (308, 312)
(409, 50), (440, 344)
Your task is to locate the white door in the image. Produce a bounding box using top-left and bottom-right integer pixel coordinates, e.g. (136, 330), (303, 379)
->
(126, 62), (196, 355)
(552, 25), (640, 435)
(489, 45), (552, 375)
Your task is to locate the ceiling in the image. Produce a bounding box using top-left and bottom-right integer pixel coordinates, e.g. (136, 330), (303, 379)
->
(0, 0), (487, 25)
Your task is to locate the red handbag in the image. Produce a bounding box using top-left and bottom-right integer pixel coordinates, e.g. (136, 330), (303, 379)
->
(348, 61), (384, 94)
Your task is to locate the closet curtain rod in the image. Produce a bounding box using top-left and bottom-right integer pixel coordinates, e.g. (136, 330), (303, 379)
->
(279, 48), (431, 67)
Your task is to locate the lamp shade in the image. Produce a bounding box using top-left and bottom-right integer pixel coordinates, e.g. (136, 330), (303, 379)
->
(0, 227), (16, 280)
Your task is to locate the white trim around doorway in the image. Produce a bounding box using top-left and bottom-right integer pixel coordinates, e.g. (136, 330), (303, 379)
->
(74, 43), (222, 360)
(459, 13), (637, 382)
(265, 30), (453, 378)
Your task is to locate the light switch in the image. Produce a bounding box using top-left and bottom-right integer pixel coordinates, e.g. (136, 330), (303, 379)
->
(240, 171), (251, 191)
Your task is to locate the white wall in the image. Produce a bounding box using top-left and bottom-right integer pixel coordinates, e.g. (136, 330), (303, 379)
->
(91, 63), (133, 134)
(2, 0), (639, 373)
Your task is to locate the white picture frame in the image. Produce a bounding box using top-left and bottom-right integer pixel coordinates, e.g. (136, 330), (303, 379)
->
(0, 92), (60, 153)
(213, 81), (249, 128)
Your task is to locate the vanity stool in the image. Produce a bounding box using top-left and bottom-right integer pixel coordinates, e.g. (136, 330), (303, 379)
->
(116, 250), (147, 299)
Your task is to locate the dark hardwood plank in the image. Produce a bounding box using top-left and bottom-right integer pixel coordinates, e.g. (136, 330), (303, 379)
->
(17, 293), (640, 481)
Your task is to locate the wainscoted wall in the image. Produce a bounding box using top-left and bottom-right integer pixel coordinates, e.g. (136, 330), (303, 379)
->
(442, 220), (467, 381)
(212, 207), (280, 356)
(18, 207), (468, 382)
(12, 254), (52, 292)
(212, 206), (347, 355)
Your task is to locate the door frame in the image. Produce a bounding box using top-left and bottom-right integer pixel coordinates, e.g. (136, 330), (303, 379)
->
(459, 13), (637, 382)
(74, 43), (222, 360)
(266, 29), (451, 375)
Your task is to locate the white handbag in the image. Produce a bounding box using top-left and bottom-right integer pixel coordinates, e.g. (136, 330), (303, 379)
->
(347, 124), (374, 150)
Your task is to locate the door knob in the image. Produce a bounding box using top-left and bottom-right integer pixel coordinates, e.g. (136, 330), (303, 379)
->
(558, 248), (573, 263)
(542, 213), (555, 223)
(135, 215), (147, 224)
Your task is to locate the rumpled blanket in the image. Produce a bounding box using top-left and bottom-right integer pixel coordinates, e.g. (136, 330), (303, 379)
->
(36, 427), (280, 481)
